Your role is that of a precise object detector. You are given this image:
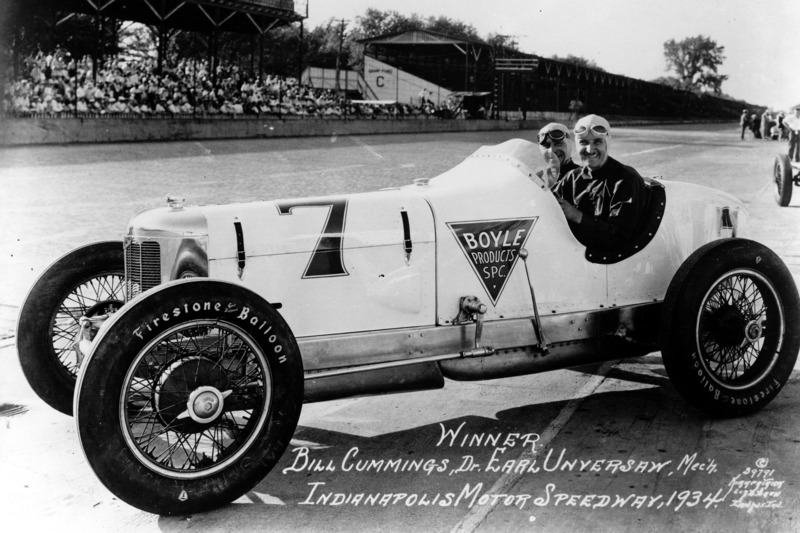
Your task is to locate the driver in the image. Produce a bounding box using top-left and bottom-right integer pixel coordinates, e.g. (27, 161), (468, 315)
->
(553, 114), (648, 251)
(535, 122), (578, 188)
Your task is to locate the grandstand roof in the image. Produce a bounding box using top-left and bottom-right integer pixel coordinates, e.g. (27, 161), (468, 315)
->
(358, 30), (495, 94)
(27, 0), (303, 34)
(358, 30), (488, 47)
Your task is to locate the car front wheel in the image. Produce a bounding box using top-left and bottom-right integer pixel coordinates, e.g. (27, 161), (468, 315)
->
(660, 238), (800, 416)
(17, 241), (124, 415)
(75, 279), (303, 515)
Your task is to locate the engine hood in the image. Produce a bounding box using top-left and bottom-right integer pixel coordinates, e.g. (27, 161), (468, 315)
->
(127, 204), (209, 240)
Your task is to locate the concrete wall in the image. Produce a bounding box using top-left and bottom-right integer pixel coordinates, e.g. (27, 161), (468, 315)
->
(0, 113), (718, 147)
(0, 116), (534, 146)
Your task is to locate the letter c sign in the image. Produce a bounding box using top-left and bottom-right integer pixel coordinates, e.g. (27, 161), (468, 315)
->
(376, 76), (385, 87)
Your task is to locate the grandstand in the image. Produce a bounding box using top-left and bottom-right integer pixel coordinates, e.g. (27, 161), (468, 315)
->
(1, 1), (763, 146)
(4, 0), (305, 81)
(359, 29), (751, 120)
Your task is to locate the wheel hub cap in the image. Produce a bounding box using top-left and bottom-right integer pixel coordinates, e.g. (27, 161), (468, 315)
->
(187, 386), (225, 423)
(744, 320), (763, 344)
(154, 356), (230, 432)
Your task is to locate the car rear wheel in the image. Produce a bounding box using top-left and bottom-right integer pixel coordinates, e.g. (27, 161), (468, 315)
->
(75, 279), (303, 515)
(773, 153), (793, 206)
(660, 238), (800, 417)
(17, 241), (124, 415)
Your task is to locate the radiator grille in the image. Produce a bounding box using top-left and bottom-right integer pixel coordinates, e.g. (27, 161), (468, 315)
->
(125, 240), (161, 300)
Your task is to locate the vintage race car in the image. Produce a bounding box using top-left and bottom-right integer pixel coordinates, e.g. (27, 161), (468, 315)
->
(17, 139), (800, 515)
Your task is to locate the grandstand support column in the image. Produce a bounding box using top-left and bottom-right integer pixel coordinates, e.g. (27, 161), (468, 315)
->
(258, 31), (264, 84)
(297, 20), (304, 84)
(210, 29), (218, 87)
(489, 71), (500, 120)
(73, 69), (79, 118)
(92, 13), (102, 83)
(247, 14), (277, 84)
(556, 78), (560, 114)
(500, 73), (505, 119)
(464, 44), (469, 92)
(157, 25), (162, 73)
(192, 57), (197, 118)
(84, 0), (115, 82)
(157, 21), (167, 73)
(250, 34), (255, 74)
(278, 75), (283, 119)
(206, 30), (213, 86)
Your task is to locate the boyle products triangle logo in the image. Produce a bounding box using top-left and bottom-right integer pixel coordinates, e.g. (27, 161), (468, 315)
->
(447, 217), (537, 306)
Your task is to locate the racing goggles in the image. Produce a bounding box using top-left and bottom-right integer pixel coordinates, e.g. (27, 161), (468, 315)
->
(538, 129), (568, 146)
(573, 124), (609, 137)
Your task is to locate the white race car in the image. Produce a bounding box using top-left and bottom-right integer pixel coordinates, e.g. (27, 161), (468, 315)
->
(17, 139), (800, 515)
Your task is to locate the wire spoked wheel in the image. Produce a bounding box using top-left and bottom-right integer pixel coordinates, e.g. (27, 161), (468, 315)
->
(76, 279), (302, 515)
(53, 273), (124, 378)
(661, 238), (800, 416)
(696, 270), (782, 389)
(17, 241), (124, 415)
(123, 320), (271, 478)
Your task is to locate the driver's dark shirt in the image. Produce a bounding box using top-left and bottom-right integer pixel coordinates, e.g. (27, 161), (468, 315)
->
(535, 158), (579, 187)
(553, 157), (647, 251)
(557, 159), (580, 180)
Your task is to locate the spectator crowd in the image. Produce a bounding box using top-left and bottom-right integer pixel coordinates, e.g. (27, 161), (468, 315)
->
(2, 48), (452, 119)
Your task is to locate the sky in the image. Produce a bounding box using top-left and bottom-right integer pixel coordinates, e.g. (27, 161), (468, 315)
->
(302, 0), (800, 111)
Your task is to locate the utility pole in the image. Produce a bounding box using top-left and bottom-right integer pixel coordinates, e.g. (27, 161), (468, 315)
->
(496, 34), (523, 55)
(335, 19), (347, 95)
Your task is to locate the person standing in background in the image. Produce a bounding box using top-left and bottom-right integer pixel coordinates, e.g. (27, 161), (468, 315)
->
(760, 111), (770, 141)
(740, 109), (750, 140)
(750, 113), (761, 139)
(784, 105), (800, 162)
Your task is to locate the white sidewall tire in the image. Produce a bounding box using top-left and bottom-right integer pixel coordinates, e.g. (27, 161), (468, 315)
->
(660, 239), (800, 417)
(75, 279), (303, 515)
